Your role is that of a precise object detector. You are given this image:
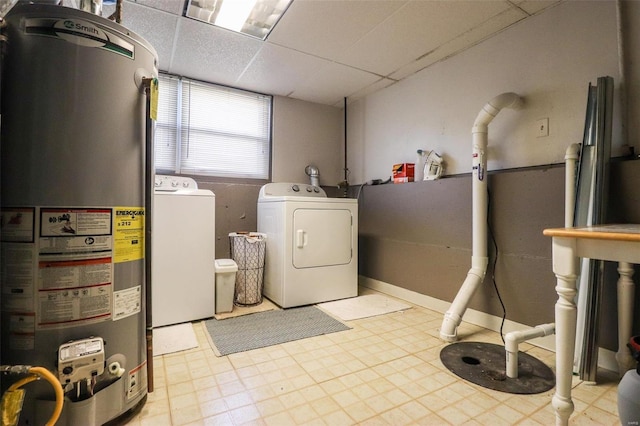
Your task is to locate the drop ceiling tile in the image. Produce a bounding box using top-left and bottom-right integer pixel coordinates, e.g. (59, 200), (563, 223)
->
(106, 3), (179, 70)
(390, 6), (528, 80)
(268, 0), (408, 62)
(169, 17), (263, 87)
(236, 43), (334, 96)
(348, 78), (397, 103)
(335, 0), (512, 76)
(289, 62), (381, 106)
(515, 0), (561, 15)
(124, 0), (185, 16)
(102, 0), (560, 106)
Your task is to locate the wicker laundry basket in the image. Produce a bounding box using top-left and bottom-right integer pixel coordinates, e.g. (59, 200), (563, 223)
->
(229, 232), (266, 306)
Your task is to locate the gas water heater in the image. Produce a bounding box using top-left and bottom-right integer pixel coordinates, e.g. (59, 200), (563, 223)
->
(1, 2), (157, 424)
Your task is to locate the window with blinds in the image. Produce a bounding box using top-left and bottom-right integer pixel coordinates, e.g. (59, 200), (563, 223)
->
(154, 74), (272, 180)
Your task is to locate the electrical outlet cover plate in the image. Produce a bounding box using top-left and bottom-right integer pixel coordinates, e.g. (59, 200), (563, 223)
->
(537, 118), (549, 137)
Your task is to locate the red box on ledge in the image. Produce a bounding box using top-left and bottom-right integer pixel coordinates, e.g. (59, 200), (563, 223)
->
(392, 163), (415, 183)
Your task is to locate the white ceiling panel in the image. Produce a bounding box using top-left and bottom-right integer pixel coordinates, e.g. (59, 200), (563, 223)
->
(169, 17), (263, 86)
(289, 61), (381, 106)
(126, 0), (184, 16)
(336, 0), (512, 76)
(513, 0), (561, 16)
(348, 77), (397, 103)
(95, 0), (561, 106)
(236, 43), (334, 96)
(107, 3), (179, 71)
(390, 6), (529, 81)
(268, 0), (407, 61)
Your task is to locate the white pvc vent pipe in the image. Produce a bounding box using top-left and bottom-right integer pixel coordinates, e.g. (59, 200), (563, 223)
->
(439, 93), (523, 342)
(502, 144), (579, 378)
(505, 323), (556, 378)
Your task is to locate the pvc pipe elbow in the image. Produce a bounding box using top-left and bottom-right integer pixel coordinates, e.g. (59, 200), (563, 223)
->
(504, 332), (520, 354)
(440, 311), (462, 342)
(504, 323), (555, 353)
(439, 263), (488, 342)
(565, 143), (580, 160)
(488, 92), (523, 111)
(473, 92), (523, 128)
(471, 256), (489, 273)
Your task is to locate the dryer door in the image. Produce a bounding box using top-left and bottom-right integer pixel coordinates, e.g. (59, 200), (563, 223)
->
(292, 208), (352, 268)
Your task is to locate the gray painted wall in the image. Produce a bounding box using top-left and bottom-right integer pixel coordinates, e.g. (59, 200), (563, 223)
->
(197, 158), (640, 353)
(358, 165), (563, 327)
(272, 96), (344, 187)
(359, 159), (640, 352)
(341, 0), (640, 355)
(187, 1), (640, 357)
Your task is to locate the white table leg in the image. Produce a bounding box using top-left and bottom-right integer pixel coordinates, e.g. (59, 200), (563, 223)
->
(552, 237), (579, 426)
(617, 261), (636, 375)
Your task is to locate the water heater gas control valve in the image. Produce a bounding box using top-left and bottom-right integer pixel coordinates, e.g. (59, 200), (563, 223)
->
(58, 337), (105, 384)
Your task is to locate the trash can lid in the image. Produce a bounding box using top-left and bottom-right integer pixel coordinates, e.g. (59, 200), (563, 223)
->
(214, 259), (238, 273)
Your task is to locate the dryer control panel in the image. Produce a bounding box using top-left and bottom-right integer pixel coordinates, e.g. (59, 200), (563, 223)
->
(259, 182), (326, 199)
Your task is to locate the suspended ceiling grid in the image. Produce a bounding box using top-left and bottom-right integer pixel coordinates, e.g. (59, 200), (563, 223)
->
(104, 0), (561, 107)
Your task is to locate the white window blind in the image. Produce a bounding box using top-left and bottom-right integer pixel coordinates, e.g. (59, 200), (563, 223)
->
(154, 74), (272, 179)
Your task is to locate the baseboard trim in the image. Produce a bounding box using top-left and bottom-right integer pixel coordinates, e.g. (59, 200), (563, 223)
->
(359, 275), (619, 373)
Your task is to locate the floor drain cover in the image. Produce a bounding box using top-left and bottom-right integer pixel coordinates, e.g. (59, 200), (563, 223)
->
(439, 341), (555, 394)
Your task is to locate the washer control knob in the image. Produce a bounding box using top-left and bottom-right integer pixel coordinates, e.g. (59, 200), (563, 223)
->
(183, 181), (189, 188)
(292, 185), (300, 192)
(171, 181), (179, 187)
(306, 186), (312, 192)
(313, 187), (320, 193)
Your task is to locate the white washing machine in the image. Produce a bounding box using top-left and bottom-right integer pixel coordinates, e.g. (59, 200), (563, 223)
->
(257, 182), (358, 308)
(152, 175), (215, 327)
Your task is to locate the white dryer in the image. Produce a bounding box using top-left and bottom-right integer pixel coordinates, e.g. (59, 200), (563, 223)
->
(257, 182), (358, 308)
(152, 175), (215, 327)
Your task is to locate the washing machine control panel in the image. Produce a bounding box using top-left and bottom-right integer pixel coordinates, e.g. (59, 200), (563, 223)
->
(259, 182), (326, 199)
(154, 175), (198, 192)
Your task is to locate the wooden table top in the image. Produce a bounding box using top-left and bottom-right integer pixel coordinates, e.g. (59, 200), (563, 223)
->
(543, 224), (640, 242)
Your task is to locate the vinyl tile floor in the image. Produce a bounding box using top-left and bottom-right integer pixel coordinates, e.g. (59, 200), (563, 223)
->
(123, 288), (622, 425)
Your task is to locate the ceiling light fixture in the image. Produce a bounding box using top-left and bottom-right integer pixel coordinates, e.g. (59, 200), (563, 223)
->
(216, 0), (257, 32)
(186, 0), (293, 40)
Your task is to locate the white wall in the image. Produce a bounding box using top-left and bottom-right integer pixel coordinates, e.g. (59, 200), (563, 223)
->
(347, 1), (623, 184)
(272, 96), (343, 186)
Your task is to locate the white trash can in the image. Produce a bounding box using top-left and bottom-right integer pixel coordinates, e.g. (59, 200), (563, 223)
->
(214, 259), (237, 314)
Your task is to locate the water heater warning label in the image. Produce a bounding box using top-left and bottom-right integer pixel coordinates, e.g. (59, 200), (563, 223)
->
(113, 285), (141, 320)
(6, 206), (145, 332)
(36, 208), (114, 330)
(41, 208), (111, 238)
(128, 361), (147, 401)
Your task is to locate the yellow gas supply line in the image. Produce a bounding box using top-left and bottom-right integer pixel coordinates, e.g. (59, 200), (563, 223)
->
(1, 366), (64, 426)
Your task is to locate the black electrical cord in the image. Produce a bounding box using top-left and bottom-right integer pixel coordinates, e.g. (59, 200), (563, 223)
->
(487, 188), (507, 344)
